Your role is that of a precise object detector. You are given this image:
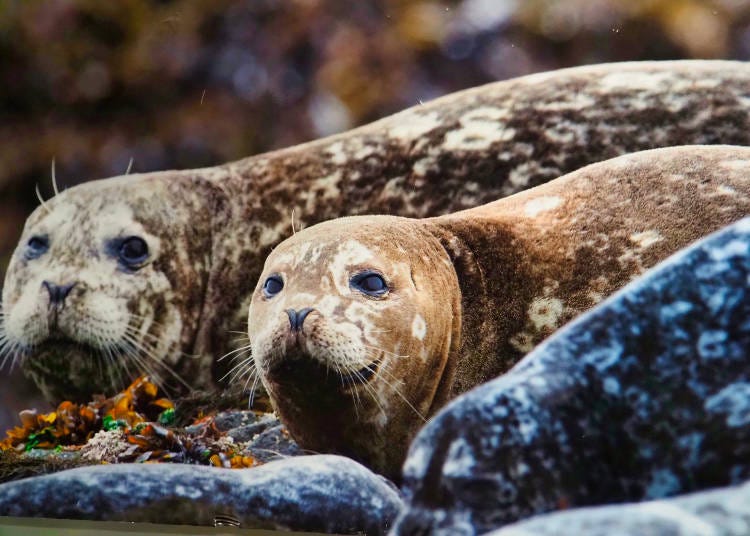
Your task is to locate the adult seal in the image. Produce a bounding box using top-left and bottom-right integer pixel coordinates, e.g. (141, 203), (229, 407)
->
(4, 61), (750, 402)
(247, 145), (750, 478)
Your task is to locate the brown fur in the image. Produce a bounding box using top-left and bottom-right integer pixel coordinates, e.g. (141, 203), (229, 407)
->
(5, 61), (750, 402)
(248, 146), (750, 478)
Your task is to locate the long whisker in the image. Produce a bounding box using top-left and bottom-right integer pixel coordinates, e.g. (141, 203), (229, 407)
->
(355, 351), (426, 423)
(51, 158), (60, 196)
(35, 184), (51, 214)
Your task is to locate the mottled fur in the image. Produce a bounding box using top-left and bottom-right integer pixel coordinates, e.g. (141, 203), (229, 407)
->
(4, 61), (750, 401)
(248, 146), (750, 478)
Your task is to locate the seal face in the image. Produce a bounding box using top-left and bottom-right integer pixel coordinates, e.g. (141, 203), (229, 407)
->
(1, 175), (213, 401)
(248, 217), (462, 473)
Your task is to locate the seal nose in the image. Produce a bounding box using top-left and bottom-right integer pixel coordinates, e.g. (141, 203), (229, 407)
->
(42, 281), (76, 306)
(286, 307), (314, 332)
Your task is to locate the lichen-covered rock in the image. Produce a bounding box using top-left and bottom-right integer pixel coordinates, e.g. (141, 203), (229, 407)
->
(488, 480), (750, 536)
(0, 455), (402, 534)
(394, 218), (750, 535)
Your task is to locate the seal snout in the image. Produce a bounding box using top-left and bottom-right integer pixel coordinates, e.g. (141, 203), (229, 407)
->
(42, 280), (76, 307)
(286, 307), (314, 332)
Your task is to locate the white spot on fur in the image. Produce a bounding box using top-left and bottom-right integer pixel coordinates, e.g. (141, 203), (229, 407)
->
(325, 141), (348, 165)
(629, 230), (663, 249)
(411, 314), (427, 341)
(598, 71), (672, 91)
(387, 111), (442, 140)
(523, 196), (561, 217)
(720, 159), (750, 171)
(716, 185), (737, 196)
(528, 297), (564, 331)
(443, 107), (515, 151)
(329, 240), (374, 294)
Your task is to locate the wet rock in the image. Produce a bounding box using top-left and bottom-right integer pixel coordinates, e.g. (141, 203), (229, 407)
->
(243, 424), (304, 462)
(0, 454), (402, 534)
(394, 218), (750, 535)
(488, 480), (750, 536)
(226, 413), (281, 442)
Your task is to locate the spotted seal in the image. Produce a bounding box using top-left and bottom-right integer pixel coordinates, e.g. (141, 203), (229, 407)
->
(247, 146), (750, 478)
(4, 61), (750, 402)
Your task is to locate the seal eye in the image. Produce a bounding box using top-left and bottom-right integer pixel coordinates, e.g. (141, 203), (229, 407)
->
(263, 275), (284, 298)
(350, 271), (388, 297)
(119, 236), (149, 266)
(25, 235), (49, 259)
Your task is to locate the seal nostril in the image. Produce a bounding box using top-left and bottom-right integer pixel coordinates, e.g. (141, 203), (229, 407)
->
(297, 307), (313, 328)
(42, 281), (76, 306)
(286, 307), (314, 332)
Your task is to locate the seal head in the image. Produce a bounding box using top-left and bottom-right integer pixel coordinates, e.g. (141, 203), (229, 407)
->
(1, 174), (215, 401)
(248, 216), (461, 476)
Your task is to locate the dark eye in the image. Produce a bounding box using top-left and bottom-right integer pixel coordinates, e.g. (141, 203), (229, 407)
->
(119, 237), (149, 266)
(263, 275), (284, 298)
(350, 271), (388, 297)
(25, 235), (49, 259)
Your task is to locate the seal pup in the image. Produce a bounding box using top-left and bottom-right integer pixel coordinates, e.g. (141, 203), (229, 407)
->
(247, 146), (750, 478)
(5, 61), (750, 402)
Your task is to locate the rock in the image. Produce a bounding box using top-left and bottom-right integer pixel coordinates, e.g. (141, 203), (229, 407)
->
(488, 480), (750, 536)
(226, 414), (282, 442)
(394, 218), (750, 535)
(0, 455), (402, 534)
(243, 424), (304, 462)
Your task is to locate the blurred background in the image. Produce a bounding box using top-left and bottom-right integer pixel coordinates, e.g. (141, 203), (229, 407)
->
(2, 0), (750, 431)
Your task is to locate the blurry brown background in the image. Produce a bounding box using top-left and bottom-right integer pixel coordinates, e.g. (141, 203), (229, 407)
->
(2, 0), (750, 431)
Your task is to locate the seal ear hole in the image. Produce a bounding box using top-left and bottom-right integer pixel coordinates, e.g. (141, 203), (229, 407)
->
(25, 235), (49, 260)
(350, 270), (389, 297)
(263, 275), (284, 298)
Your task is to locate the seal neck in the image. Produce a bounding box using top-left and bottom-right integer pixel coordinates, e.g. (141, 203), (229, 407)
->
(425, 217), (538, 398)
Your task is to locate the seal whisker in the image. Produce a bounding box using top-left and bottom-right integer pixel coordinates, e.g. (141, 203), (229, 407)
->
(121, 329), (191, 391)
(218, 343), (253, 362)
(350, 366), (388, 420)
(34, 183), (51, 214)
(357, 353), (427, 423)
(222, 355), (256, 383)
(362, 344), (408, 359)
(245, 372), (262, 408)
(50, 158), (60, 196)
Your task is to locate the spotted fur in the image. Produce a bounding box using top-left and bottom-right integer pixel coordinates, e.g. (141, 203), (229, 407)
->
(4, 60), (750, 402)
(248, 146), (750, 478)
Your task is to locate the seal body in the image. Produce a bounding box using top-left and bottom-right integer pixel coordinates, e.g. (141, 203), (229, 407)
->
(394, 217), (750, 534)
(4, 60), (750, 402)
(247, 146), (750, 478)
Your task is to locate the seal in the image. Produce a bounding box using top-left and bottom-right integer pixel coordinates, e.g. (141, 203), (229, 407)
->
(5, 60), (750, 402)
(393, 216), (750, 535)
(247, 146), (750, 478)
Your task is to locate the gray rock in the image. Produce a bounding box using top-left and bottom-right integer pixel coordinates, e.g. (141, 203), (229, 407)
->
(243, 424), (304, 462)
(227, 414), (282, 443)
(488, 480), (750, 536)
(394, 218), (750, 535)
(0, 454), (402, 534)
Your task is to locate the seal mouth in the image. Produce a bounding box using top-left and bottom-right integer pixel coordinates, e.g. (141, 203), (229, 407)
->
(265, 355), (381, 390)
